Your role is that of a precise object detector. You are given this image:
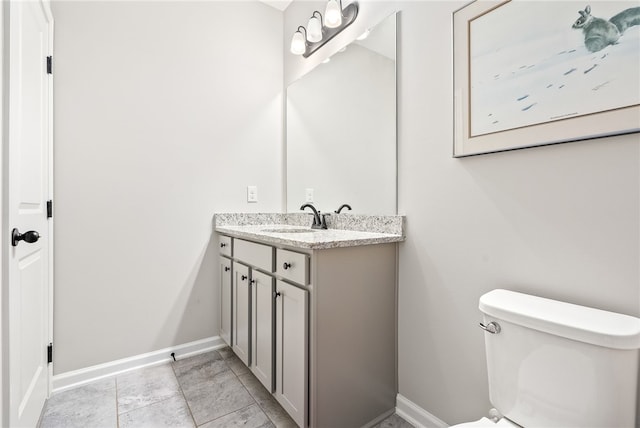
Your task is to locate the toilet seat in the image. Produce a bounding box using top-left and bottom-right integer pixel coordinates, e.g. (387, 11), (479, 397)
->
(450, 417), (521, 427)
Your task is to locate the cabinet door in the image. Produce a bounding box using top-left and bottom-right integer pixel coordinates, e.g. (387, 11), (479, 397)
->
(220, 256), (233, 346)
(232, 263), (251, 365)
(275, 280), (308, 428)
(251, 270), (274, 392)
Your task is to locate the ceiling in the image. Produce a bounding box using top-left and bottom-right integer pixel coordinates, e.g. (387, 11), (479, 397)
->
(260, 0), (293, 11)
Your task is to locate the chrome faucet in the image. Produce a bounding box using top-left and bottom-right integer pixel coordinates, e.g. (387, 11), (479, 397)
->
(335, 204), (352, 214)
(300, 203), (327, 229)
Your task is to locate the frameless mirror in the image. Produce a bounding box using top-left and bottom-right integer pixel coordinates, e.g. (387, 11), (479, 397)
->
(286, 12), (397, 215)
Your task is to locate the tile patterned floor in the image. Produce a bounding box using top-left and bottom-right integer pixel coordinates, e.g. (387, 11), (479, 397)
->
(38, 347), (414, 428)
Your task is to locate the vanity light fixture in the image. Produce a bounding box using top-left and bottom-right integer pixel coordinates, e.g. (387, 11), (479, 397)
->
(289, 1), (359, 58)
(307, 11), (323, 43)
(324, 0), (342, 28)
(290, 26), (307, 55)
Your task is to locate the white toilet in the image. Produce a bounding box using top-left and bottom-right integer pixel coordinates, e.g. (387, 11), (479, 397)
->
(452, 289), (640, 428)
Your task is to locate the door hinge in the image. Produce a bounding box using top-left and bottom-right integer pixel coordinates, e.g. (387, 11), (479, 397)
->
(47, 200), (53, 218)
(47, 343), (53, 364)
(47, 56), (52, 75)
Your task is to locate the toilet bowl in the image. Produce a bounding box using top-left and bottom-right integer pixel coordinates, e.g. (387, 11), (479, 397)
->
(450, 289), (640, 428)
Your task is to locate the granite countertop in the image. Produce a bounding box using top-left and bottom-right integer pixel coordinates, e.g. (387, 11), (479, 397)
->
(215, 224), (405, 250)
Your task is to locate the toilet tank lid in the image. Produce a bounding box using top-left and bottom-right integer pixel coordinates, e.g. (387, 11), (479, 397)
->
(479, 289), (640, 350)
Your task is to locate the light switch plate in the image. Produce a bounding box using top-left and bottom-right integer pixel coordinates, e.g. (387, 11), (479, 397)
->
(305, 188), (314, 203)
(247, 186), (258, 203)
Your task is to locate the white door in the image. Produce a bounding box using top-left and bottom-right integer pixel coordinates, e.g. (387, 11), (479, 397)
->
(7, 0), (53, 426)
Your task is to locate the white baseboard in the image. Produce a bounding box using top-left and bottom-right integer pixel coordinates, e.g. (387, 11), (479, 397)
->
(396, 394), (449, 428)
(52, 336), (225, 393)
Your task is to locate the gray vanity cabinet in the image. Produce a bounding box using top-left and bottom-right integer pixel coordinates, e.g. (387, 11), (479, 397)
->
(308, 243), (396, 428)
(227, 238), (277, 393)
(232, 262), (251, 366)
(218, 233), (397, 428)
(251, 270), (275, 392)
(274, 279), (308, 428)
(219, 256), (232, 347)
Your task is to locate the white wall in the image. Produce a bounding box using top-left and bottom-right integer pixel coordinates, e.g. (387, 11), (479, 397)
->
(52, 1), (283, 374)
(284, 1), (640, 425)
(50, 0), (640, 423)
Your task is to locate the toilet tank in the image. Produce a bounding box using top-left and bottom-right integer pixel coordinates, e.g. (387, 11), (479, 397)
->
(479, 289), (640, 428)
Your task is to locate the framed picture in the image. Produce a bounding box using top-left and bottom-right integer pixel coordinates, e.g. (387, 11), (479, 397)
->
(453, 0), (640, 157)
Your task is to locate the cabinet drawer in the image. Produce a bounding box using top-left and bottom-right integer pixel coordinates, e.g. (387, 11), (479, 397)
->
(235, 239), (273, 272)
(276, 249), (309, 285)
(219, 235), (232, 257)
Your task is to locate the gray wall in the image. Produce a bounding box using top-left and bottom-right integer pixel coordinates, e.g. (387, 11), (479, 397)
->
(52, 1), (283, 374)
(283, 1), (640, 425)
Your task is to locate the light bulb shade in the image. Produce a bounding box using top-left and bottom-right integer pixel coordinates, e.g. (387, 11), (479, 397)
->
(324, 0), (342, 28)
(307, 16), (322, 42)
(290, 30), (306, 55)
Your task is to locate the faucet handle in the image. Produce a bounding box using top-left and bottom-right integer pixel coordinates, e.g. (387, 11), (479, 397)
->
(320, 213), (330, 229)
(335, 204), (352, 214)
(306, 211), (320, 225)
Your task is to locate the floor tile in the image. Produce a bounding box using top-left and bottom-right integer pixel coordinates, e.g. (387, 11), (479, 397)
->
(238, 373), (297, 428)
(39, 378), (117, 428)
(181, 369), (255, 426)
(119, 395), (195, 428)
(38, 350), (415, 428)
(117, 364), (181, 414)
(225, 353), (251, 376)
(372, 413), (415, 428)
(173, 350), (223, 373)
(216, 346), (234, 360)
(173, 351), (229, 391)
(198, 403), (273, 428)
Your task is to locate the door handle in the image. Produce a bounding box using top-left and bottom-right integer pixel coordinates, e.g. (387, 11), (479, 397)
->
(11, 228), (40, 247)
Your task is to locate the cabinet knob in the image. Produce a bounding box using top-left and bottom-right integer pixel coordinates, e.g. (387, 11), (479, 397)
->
(241, 275), (247, 281)
(282, 262), (292, 270)
(220, 243), (227, 248)
(274, 291), (281, 299)
(224, 266), (230, 272)
(250, 279), (256, 284)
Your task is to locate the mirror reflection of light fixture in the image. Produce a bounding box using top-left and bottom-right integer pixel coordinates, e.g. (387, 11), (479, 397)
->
(356, 29), (370, 40)
(289, 1), (359, 58)
(307, 11), (323, 43)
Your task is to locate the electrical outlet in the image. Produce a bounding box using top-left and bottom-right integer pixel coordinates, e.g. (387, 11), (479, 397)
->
(305, 188), (314, 203)
(247, 186), (258, 203)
